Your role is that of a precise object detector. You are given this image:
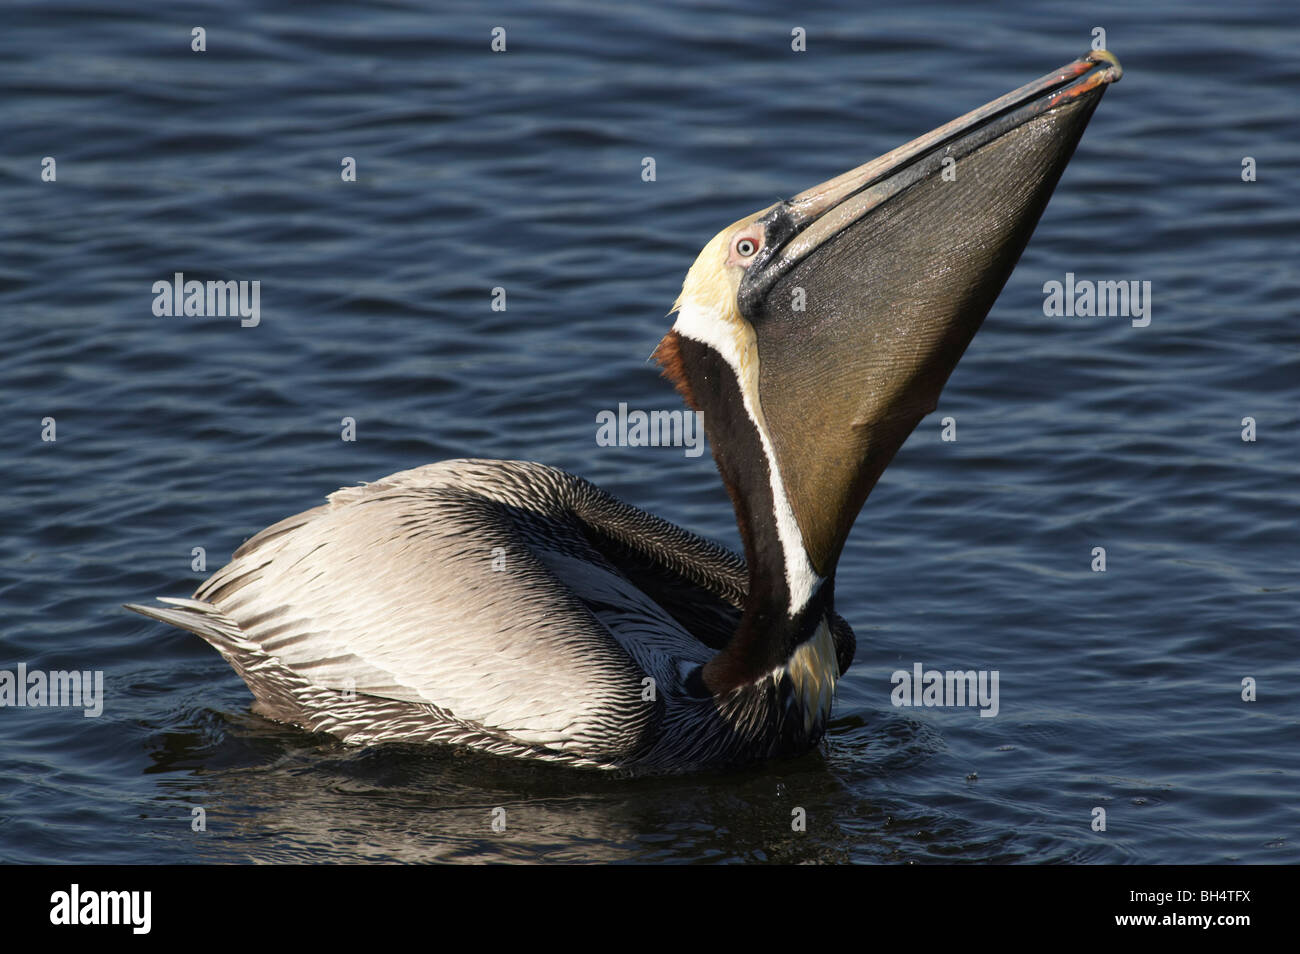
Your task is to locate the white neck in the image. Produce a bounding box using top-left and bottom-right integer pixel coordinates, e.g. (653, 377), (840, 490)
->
(672, 301), (823, 617)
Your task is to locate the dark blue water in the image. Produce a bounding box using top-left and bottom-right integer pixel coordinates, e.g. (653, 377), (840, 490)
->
(2, 0), (1296, 864)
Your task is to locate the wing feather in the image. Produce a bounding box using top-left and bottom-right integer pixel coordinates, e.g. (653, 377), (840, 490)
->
(147, 460), (741, 757)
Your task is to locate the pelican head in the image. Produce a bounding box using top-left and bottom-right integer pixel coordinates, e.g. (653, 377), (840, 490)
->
(655, 51), (1122, 695)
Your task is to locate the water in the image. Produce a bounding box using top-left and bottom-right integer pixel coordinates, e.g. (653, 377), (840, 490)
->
(1, 0), (1296, 864)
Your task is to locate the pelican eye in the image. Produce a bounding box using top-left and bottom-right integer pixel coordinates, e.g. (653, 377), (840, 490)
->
(735, 237), (759, 257)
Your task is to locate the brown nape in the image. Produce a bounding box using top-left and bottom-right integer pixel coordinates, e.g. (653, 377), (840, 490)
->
(651, 330), (700, 412)
(652, 328), (753, 576)
(653, 330), (759, 634)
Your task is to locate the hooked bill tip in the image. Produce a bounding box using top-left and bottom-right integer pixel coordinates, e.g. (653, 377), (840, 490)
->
(1084, 48), (1123, 82)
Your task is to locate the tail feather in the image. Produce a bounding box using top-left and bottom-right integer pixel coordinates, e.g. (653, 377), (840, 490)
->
(123, 598), (257, 653)
(125, 598), (317, 725)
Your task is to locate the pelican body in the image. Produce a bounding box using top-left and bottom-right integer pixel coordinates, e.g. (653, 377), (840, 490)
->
(128, 53), (1121, 774)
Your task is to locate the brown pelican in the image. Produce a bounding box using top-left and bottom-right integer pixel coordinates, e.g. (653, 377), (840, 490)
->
(127, 52), (1122, 773)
